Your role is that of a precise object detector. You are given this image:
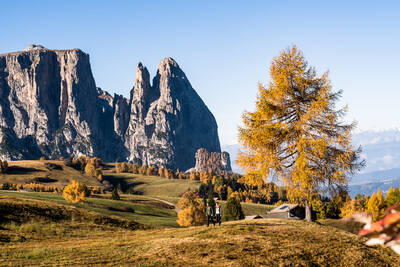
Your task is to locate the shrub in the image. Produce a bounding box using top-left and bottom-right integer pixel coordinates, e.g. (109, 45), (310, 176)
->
(82, 184), (91, 197)
(111, 188), (120, 200)
(63, 180), (86, 203)
(85, 162), (97, 177)
(0, 160), (8, 173)
(92, 186), (102, 194)
(223, 197), (244, 221)
(1, 182), (11, 190)
(177, 190), (206, 226)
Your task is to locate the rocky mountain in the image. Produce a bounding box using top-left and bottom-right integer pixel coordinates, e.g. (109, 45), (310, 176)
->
(0, 45), (223, 171)
(188, 148), (231, 174)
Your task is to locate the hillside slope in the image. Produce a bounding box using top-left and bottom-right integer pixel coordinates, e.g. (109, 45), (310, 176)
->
(0, 160), (102, 187)
(1, 216), (399, 266)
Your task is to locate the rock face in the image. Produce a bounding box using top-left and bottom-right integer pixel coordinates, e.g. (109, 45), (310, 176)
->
(0, 45), (222, 170)
(192, 148), (232, 174)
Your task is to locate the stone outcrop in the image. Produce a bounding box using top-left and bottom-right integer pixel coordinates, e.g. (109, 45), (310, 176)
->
(191, 148), (232, 174)
(0, 45), (223, 170)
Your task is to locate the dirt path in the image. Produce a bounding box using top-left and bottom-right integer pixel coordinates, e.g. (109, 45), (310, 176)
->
(146, 197), (180, 213)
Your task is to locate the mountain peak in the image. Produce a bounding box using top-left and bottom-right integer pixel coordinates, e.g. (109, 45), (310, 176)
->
(24, 44), (46, 51)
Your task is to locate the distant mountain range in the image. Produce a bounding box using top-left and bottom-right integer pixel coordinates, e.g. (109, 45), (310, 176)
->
(222, 128), (400, 196)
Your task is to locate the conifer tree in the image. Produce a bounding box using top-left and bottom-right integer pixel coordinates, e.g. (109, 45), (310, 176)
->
(385, 187), (400, 208)
(367, 190), (385, 221)
(237, 45), (364, 221)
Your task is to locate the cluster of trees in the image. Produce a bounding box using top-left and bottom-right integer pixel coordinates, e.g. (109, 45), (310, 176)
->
(341, 187), (400, 221)
(115, 162), (187, 179)
(1, 182), (60, 192)
(197, 173), (278, 204)
(0, 160), (8, 173)
(176, 190), (245, 227)
(64, 156), (104, 180)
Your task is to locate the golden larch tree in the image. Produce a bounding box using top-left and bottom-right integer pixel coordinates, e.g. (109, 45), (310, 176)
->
(63, 179), (86, 203)
(177, 190), (206, 226)
(237, 45), (364, 221)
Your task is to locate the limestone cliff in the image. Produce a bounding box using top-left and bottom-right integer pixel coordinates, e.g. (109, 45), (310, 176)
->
(0, 45), (223, 170)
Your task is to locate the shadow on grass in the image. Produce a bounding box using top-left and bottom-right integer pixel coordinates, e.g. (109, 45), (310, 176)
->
(6, 166), (45, 174)
(102, 175), (144, 193)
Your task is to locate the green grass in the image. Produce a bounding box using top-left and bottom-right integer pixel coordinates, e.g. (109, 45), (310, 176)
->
(1, 218), (399, 266)
(0, 191), (178, 228)
(104, 172), (201, 197)
(318, 218), (365, 235)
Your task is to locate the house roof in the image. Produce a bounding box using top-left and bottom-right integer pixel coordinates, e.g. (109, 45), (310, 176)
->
(269, 204), (299, 213)
(245, 215), (264, 220)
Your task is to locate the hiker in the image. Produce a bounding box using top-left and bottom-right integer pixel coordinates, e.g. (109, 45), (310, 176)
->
(215, 203), (222, 226)
(206, 203), (215, 227)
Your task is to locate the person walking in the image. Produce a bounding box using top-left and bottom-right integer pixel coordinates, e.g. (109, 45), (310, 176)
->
(215, 203), (222, 226)
(206, 203), (214, 227)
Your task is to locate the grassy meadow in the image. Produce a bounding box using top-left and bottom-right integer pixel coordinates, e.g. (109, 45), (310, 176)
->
(1, 160), (400, 266)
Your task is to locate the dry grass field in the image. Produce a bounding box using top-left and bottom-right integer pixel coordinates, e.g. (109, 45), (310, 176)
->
(2, 161), (400, 266)
(2, 208), (400, 266)
(1, 160), (102, 188)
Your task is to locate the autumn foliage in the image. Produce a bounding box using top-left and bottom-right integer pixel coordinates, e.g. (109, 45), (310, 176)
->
(0, 160), (8, 173)
(237, 45), (364, 221)
(177, 190), (206, 226)
(63, 180), (87, 203)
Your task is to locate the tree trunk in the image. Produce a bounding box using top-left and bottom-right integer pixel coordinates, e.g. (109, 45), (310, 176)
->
(305, 200), (312, 222)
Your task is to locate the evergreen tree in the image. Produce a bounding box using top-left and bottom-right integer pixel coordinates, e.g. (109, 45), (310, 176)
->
(367, 190), (385, 221)
(385, 187), (400, 208)
(111, 188), (120, 200)
(223, 197), (244, 221)
(237, 45), (364, 221)
(208, 195), (216, 215)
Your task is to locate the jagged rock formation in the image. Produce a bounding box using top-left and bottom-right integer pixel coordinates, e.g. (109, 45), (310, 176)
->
(190, 148), (232, 174)
(0, 45), (222, 170)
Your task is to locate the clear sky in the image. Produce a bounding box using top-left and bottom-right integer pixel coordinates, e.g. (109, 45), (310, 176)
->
(1, 1), (399, 146)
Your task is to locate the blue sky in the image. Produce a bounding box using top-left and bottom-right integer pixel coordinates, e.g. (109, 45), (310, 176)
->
(1, 1), (399, 145)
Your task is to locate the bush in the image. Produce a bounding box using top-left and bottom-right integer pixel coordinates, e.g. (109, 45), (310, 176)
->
(85, 162), (97, 177)
(223, 197), (244, 221)
(177, 190), (206, 226)
(24, 183), (56, 192)
(92, 186), (102, 194)
(0, 160), (8, 173)
(63, 180), (86, 203)
(1, 182), (11, 190)
(111, 188), (120, 200)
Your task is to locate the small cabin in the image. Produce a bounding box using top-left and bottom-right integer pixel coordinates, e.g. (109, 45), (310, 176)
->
(263, 204), (305, 220)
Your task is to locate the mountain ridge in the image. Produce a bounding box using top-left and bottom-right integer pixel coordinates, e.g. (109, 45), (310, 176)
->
(0, 45), (223, 171)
